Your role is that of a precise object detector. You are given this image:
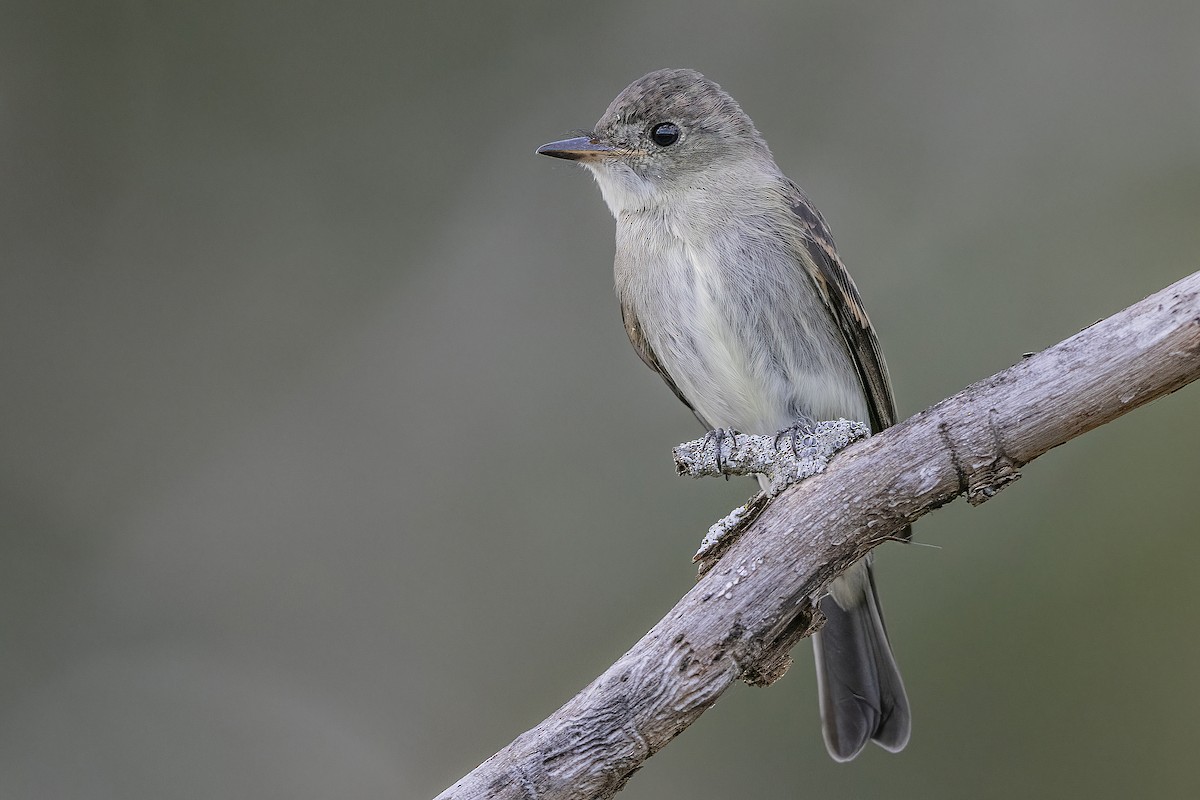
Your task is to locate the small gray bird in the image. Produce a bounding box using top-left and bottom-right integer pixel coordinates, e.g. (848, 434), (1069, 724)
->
(537, 68), (910, 761)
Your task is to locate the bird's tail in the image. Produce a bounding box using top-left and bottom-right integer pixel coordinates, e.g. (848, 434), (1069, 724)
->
(812, 558), (911, 761)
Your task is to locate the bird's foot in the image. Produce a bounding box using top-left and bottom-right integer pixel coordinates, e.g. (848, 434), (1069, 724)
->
(762, 417), (869, 497)
(675, 418), (868, 489)
(700, 427), (740, 473)
(772, 412), (818, 456)
(676, 418), (870, 565)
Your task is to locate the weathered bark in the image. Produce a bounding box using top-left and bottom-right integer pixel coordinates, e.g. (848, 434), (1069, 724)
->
(435, 272), (1200, 800)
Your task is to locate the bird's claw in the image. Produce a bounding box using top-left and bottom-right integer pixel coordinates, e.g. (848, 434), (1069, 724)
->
(772, 413), (818, 456)
(702, 427), (740, 474)
(763, 417), (869, 497)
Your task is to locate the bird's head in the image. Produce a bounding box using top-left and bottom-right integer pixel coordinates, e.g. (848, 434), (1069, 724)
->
(538, 69), (772, 216)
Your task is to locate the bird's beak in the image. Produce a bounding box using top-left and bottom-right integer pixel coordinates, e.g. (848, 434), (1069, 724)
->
(536, 135), (615, 162)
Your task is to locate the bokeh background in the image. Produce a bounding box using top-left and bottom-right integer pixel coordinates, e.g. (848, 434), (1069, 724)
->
(3, 2), (1199, 798)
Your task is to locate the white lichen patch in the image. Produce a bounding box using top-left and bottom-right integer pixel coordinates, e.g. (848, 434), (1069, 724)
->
(680, 419), (870, 561)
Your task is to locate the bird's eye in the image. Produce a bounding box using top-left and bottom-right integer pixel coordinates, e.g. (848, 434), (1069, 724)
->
(650, 122), (680, 147)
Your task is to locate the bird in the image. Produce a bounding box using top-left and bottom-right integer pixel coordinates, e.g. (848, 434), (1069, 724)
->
(537, 68), (910, 762)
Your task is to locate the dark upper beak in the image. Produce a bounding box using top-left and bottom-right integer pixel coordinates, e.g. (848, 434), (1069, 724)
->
(536, 135), (615, 161)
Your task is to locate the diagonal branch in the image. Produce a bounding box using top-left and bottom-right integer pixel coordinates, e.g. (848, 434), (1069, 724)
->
(435, 271), (1200, 800)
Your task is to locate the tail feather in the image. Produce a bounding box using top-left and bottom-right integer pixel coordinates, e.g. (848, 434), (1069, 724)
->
(812, 559), (910, 761)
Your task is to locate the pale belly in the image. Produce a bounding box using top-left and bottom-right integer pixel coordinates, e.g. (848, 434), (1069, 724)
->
(616, 223), (869, 435)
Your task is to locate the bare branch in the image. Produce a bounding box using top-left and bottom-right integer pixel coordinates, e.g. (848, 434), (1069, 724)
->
(435, 272), (1200, 800)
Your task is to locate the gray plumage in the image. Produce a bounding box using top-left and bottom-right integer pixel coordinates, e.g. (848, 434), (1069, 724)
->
(538, 68), (910, 761)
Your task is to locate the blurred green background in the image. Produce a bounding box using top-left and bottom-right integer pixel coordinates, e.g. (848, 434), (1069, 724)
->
(3, 2), (1199, 798)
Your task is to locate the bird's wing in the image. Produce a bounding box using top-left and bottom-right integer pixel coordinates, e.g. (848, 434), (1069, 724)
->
(620, 302), (712, 430)
(785, 181), (897, 432)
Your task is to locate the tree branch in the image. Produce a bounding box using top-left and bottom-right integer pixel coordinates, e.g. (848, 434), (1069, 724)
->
(435, 272), (1200, 800)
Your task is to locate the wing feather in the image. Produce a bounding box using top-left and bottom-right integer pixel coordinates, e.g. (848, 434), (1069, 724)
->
(785, 182), (897, 432)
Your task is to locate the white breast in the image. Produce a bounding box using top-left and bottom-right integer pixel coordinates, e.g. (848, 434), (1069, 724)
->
(614, 205), (869, 435)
